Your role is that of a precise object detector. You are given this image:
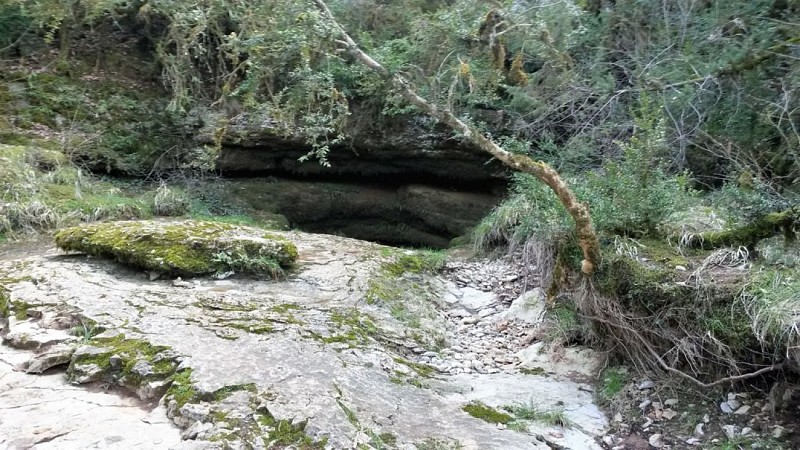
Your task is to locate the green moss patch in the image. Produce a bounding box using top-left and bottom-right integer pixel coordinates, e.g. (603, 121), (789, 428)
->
(317, 308), (380, 346)
(54, 220), (298, 277)
(0, 287), (9, 318)
(167, 369), (198, 408)
(462, 401), (514, 424)
(382, 250), (447, 277)
(257, 411), (327, 449)
(68, 333), (177, 387)
(206, 383), (258, 401)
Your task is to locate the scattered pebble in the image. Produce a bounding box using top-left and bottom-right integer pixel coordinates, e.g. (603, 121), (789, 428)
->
(638, 380), (655, 390)
(648, 433), (664, 448)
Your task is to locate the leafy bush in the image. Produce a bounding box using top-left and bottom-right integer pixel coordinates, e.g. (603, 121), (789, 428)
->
(474, 151), (694, 250)
(475, 99), (696, 250)
(581, 148), (695, 236)
(708, 180), (795, 227)
(473, 172), (572, 250)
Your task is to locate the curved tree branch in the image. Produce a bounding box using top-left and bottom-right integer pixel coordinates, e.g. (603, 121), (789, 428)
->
(312, 0), (601, 275)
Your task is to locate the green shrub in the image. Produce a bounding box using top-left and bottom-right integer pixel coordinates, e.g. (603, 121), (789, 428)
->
(473, 172), (572, 250)
(708, 180), (795, 226)
(581, 158), (694, 236)
(474, 102), (696, 251)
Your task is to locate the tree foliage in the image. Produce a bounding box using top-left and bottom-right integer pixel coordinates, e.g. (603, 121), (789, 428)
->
(4, 0), (799, 210)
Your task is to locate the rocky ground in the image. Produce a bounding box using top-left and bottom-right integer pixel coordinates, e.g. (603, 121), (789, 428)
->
(0, 230), (606, 449)
(0, 229), (796, 449)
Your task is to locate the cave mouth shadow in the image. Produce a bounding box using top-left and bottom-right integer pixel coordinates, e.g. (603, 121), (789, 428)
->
(226, 173), (505, 250)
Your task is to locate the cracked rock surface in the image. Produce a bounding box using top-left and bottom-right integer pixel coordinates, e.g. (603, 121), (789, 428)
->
(0, 344), (202, 449)
(0, 229), (607, 449)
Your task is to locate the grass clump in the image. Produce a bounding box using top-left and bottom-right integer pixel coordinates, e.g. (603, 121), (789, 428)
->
(257, 411), (327, 449)
(597, 366), (629, 405)
(54, 220), (297, 278)
(741, 268), (800, 365)
(383, 249), (447, 277)
(318, 308), (379, 346)
(416, 438), (464, 450)
(462, 401), (513, 425)
(167, 369), (198, 408)
(0, 288), (9, 318)
(392, 357), (434, 378)
(207, 383), (258, 401)
(502, 402), (571, 428)
(0, 143), (156, 236)
(152, 182), (190, 217)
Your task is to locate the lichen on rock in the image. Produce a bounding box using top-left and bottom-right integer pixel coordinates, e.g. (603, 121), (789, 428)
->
(54, 220), (298, 278)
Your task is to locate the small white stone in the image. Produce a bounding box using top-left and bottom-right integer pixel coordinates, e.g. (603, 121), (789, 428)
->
(648, 433), (664, 448)
(733, 405), (750, 415)
(651, 401), (663, 410)
(638, 380), (655, 390)
(722, 424), (737, 439)
(477, 308), (495, 318)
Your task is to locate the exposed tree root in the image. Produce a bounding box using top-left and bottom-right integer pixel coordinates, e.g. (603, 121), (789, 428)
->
(575, 278), (785, 388)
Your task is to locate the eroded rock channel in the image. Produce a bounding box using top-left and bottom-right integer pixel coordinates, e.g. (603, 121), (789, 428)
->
(0, 227), (607, 449)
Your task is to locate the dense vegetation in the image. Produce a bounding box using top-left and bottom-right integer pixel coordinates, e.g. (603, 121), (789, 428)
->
(1, 0), (799, 385)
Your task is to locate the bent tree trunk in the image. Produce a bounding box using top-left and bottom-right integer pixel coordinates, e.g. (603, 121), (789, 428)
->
(313, 0), (601, 275)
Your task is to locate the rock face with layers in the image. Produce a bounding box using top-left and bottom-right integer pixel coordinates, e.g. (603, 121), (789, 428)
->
(0, 222), (607, 449)
(203, 110), (508, 182)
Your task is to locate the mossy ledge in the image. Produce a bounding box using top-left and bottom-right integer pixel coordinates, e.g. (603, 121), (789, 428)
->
(54, 220), (298, 278)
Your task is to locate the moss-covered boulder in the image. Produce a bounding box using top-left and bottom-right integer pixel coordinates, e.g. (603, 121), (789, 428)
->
(54, 220), (298, 277)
